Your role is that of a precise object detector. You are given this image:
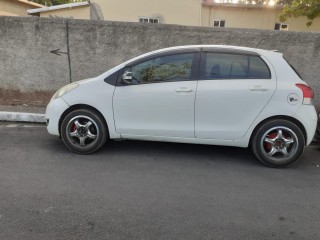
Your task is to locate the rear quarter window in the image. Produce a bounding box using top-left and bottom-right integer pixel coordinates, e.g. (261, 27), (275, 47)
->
(249, 56), (271, 79)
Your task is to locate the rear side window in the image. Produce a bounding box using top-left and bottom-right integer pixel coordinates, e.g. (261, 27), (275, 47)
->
(202, 52), (271, 80)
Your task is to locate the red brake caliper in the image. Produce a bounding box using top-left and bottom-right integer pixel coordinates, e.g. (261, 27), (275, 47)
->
(264, 132), (277, 151)
(71, 123), (77, 134)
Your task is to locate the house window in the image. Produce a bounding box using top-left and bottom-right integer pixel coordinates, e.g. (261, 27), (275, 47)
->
(274, 23), (289, 31)
(139, 17), (160, 24)
(213, 20), (225, 28)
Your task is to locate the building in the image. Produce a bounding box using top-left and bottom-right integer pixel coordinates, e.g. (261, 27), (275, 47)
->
(0, 0), (43, 17)
(25, 0), (320, 32)
(201, 0), (320, 32)
(89, 0), (202, 26)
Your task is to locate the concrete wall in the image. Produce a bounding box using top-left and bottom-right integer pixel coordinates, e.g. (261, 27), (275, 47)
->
(0, 16), (319, 110)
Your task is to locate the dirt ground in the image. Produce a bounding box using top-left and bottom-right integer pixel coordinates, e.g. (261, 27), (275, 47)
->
(0, 89), (54, 107)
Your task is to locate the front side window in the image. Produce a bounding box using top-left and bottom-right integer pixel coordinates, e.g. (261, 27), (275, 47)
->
(128, 53), (194, 84)
(202, 52), (271, 79)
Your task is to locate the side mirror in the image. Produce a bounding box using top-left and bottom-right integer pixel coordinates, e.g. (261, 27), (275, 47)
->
(121, 71), (133, 84)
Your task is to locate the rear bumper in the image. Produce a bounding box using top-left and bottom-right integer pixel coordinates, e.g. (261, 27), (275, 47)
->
(292, 105), (318, 145)
(45, 97), (69, 136)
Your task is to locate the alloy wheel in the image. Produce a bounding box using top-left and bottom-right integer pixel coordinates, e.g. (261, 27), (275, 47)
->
(66, 115), (99, 147)
(260, 126), (298, 160)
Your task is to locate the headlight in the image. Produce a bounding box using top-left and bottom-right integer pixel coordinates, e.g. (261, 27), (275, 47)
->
(52, 83), (79, 100)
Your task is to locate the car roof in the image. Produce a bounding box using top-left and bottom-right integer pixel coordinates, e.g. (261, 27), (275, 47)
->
(146, 45), (276, 55)
(124, 45), (279, 65)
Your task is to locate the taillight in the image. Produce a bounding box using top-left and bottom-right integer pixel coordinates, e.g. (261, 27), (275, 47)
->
(296, 84), (314, 105)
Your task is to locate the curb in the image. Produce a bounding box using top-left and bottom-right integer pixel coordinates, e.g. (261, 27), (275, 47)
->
(0, 112), (46, 123)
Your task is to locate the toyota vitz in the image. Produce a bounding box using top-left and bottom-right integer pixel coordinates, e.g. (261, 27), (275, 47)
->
(46, 45), (318, 167)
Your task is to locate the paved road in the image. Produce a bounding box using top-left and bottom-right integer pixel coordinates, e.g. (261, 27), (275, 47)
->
(1, 124), (320, 240)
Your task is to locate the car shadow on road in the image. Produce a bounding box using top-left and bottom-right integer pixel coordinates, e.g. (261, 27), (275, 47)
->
(44, 135), (317, 169)
(98, 139), (260, 167)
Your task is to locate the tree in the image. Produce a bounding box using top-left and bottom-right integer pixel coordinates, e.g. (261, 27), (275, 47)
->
(29, 0), (85, 6)
(279, 0), (320, 26)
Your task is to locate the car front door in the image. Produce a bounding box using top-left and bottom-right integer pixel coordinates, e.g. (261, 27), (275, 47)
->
(113, 51), (199, 138)
(195, 50), (277, 140)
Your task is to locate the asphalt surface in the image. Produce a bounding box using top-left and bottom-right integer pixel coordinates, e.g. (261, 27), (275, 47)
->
(1, 123), (320, 240)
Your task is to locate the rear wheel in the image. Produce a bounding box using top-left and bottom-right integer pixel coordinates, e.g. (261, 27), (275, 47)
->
(251, 120), (305, 167)
(61, 109), (108, 154)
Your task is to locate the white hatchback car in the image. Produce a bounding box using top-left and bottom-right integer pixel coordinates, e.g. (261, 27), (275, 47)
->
(46, 45), (318, 167)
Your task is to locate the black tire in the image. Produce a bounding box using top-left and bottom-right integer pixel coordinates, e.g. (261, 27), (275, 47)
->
(60, 109), (108, 154)
(316, 118), (320, 142)
(251, 119), (305, 167)
(316, 128), (320, 142)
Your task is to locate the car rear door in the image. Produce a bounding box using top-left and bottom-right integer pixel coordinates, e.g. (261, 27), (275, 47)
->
(195, 49), (277, 140)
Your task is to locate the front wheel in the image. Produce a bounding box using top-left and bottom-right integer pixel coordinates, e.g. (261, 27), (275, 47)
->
(251, 120), (305, 167)
(61, 109), (108, 154)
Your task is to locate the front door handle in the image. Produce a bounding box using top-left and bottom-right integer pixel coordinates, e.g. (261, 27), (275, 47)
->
(175, 88), (193, 93)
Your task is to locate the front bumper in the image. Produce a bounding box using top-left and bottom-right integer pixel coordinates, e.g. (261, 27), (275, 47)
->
(45, 97), (69, 136)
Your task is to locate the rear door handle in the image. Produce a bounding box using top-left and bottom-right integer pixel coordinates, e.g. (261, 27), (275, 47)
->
(249, 86), (269, 92)
(175, 88), (193, 93)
